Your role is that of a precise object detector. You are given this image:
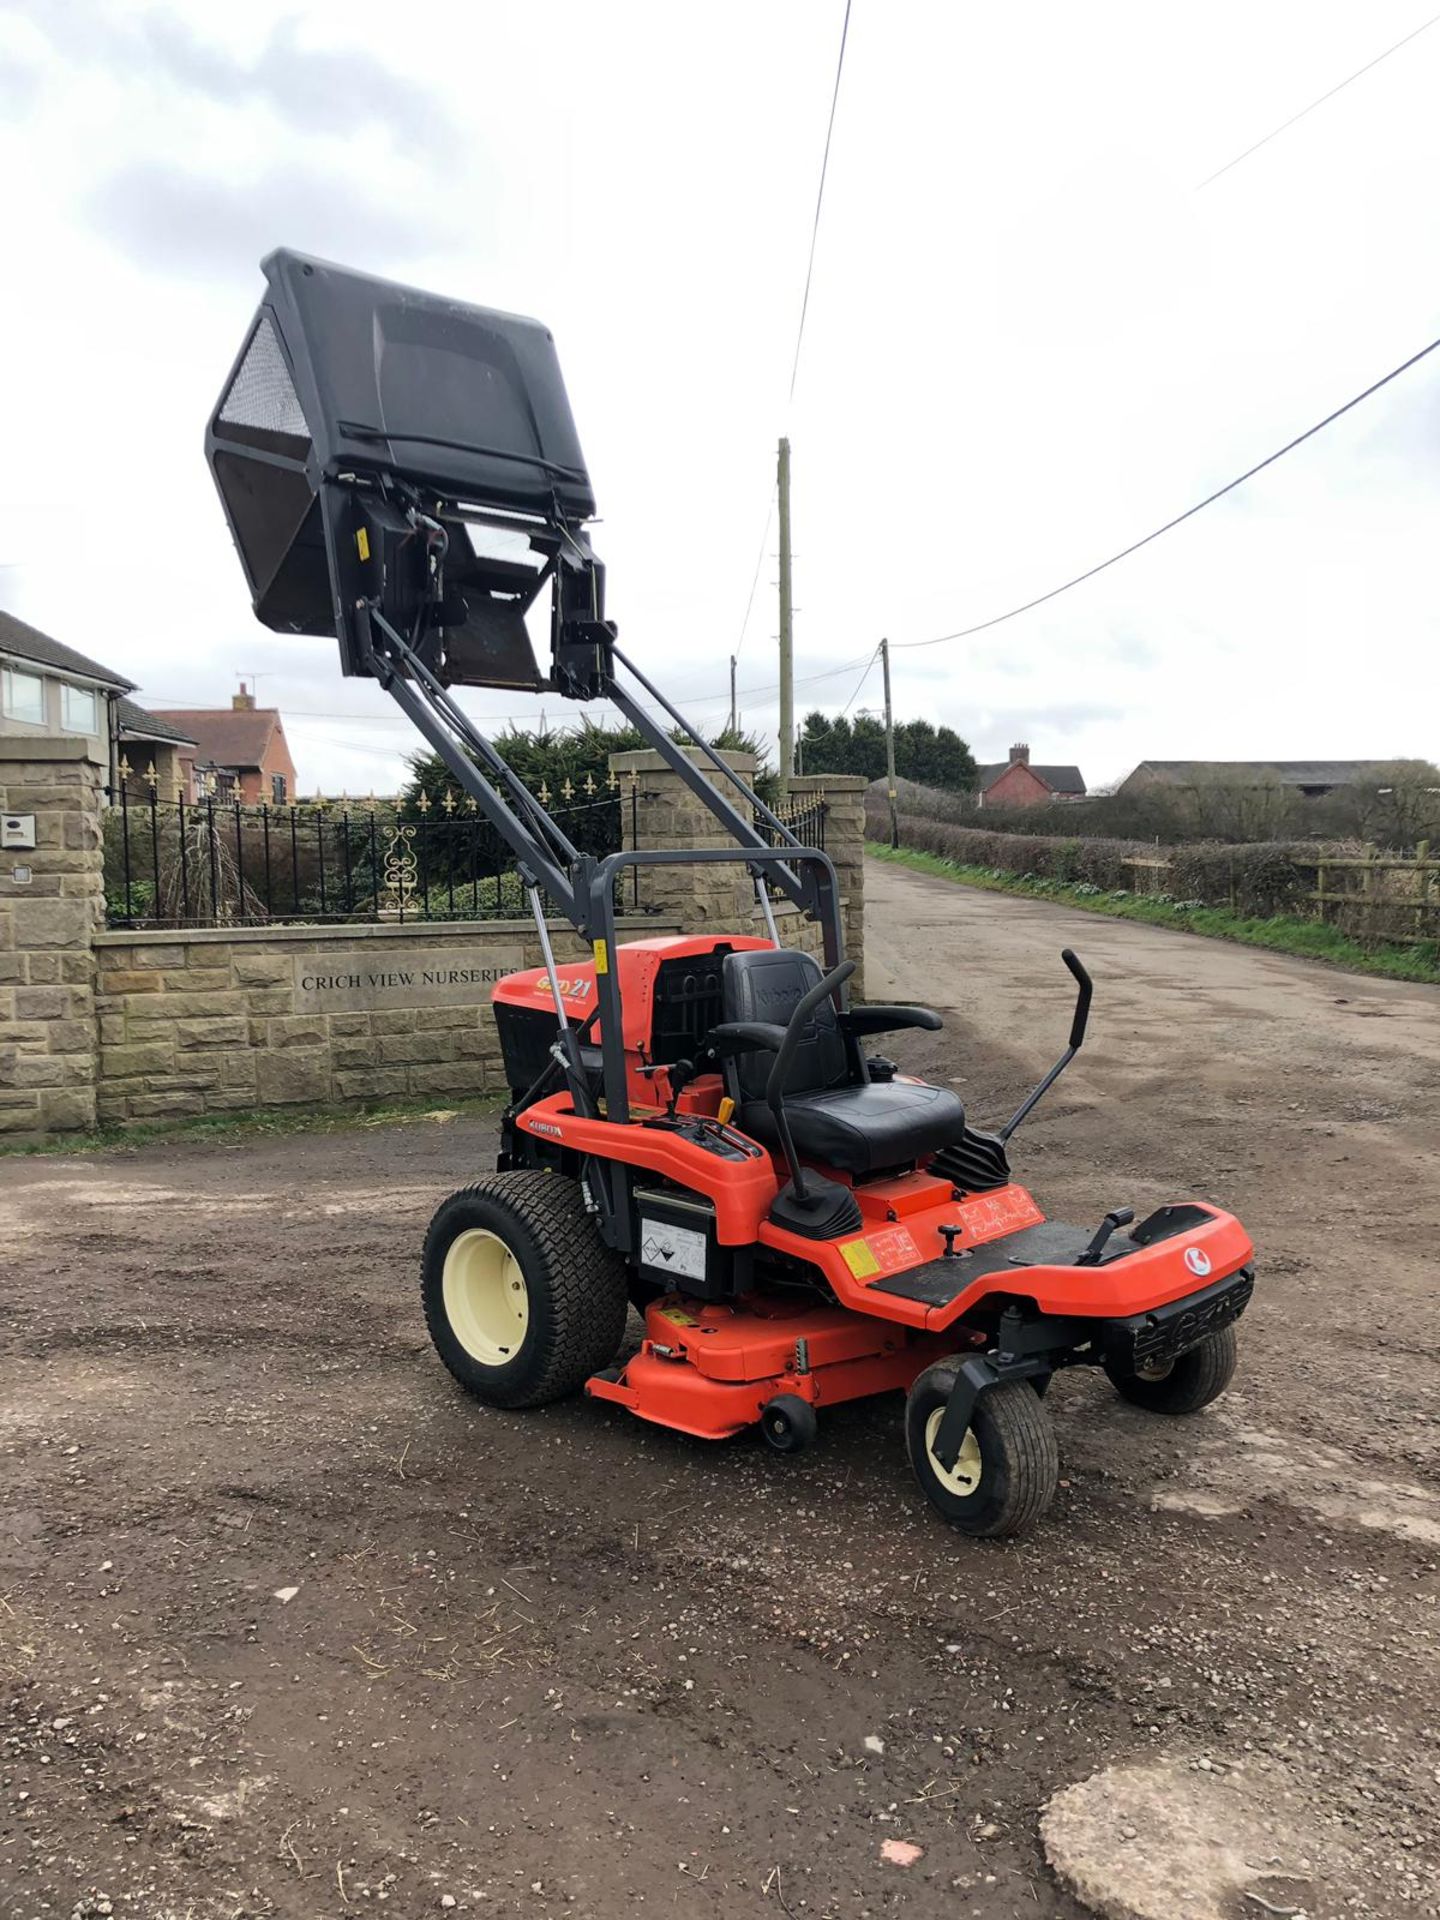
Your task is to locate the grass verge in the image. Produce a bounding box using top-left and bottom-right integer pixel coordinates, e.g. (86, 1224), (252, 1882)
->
(867, 842), (1440, 986)
(0, 1092), (503, 1159)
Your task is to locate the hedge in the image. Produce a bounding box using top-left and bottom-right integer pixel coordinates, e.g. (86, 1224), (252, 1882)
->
(867, 802), (1315, 916)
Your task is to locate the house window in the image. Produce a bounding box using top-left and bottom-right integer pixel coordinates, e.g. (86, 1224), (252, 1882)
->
(2, 666), (45, 724)
(213, 771), (237, 801)
(61, 683), (99, 734)
(271, 772), (287, 805)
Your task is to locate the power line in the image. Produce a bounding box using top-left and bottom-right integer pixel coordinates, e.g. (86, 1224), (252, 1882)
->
(894, 329), (1440, 653)
(146, 647), (880, 736)
(1197, 9), (1440, 189)
(728, 3), (853, 677)
(839, 644), (881, 716)
(789, 0), (854, 403)
(733, 487), (775, 662)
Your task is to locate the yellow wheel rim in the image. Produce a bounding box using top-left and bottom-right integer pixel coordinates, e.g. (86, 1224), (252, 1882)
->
(442, 1227), (529, 1366)
(924, 1408), (983, 1497)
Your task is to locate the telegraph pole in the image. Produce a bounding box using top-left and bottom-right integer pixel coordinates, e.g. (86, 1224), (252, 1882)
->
(777, 435), (793, 804)
(729, 654), (738, 735)
(881, 635), (899, 849)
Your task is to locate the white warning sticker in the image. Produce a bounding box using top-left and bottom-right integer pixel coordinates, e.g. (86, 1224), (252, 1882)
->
(639, 1216), (708, 1283)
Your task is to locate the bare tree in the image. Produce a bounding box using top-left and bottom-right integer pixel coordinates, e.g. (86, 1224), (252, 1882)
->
(1179, 770), (1302, 843)
(1321, 761), (1440, 850)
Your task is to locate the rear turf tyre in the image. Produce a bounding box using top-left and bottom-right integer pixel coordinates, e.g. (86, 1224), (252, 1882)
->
(905, 1366), (1059, 1539)
(1104, 1325), (1237, 1414)
(421, 1173), (628, 1409)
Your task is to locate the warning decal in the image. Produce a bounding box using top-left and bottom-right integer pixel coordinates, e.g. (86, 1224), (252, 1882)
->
(840, 1226), (921, 1279)
(639, 1215), (708, 1283)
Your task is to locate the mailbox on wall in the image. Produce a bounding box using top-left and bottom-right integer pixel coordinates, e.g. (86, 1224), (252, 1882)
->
(2, 814), (37, 851)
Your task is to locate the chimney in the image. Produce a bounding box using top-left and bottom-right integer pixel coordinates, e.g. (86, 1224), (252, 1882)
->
(1010, 741), (1030, 766)
(233, 681), (256, 711)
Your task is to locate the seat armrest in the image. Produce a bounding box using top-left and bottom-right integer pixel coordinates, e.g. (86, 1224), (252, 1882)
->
(841, 1003), (943, 1037)
(706, 1020), (790, 1058)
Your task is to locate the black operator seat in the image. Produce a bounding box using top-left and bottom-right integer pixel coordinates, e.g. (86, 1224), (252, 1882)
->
(719, 949), (967, 1178)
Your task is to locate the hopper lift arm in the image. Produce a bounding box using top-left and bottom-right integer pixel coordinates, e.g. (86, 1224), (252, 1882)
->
(204, 248), (848, 1182)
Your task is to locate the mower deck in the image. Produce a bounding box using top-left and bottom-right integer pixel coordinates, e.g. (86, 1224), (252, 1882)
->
(586, 1293), (945, 1441)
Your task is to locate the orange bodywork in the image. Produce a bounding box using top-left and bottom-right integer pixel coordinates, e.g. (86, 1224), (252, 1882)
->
(513, 1092), (1254, 1331)
(494, 933), (771, 1114)
(586, 1293), (953, 1440)
(501, 932), (1256, 1444)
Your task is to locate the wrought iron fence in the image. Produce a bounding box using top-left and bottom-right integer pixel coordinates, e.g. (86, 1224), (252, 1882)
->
(748, 797), (828, 902)
(755, 798), (828, 852)
(103, 772), (624, 930)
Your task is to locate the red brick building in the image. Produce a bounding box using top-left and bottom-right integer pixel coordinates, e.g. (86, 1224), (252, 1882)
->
(976, 743), (1086, 808)
(152, 684), (298, 805)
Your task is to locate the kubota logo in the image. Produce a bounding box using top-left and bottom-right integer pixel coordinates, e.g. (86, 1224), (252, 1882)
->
(757, 984), (802, 1008)
(1184, 1247), (1212, 1278)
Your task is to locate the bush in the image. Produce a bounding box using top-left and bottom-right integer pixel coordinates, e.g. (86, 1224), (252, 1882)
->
(868, 801), (1336, 919)
(868, 804), (1149, 891)
(1168, 843), (1309, 916)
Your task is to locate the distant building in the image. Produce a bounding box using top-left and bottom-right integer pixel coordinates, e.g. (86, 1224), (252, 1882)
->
(151, 684), (298, 805)
(0, 608), (132, 779)
(976, 742), (1087, 808)
(115, 700), (199, 800)
(1119, 760), (1378, 799)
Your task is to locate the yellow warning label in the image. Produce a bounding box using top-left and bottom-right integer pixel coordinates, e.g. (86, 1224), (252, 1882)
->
(355, 526), (370, 562)
(658, 1305), (696, 1327)
(840, 1237), (881, 1279)
(592, 939), (609, 975)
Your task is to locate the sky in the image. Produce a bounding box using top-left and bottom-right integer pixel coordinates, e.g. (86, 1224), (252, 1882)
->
(0, 0), (1436, 796)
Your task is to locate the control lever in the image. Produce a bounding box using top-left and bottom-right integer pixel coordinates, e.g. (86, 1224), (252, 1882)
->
(640, 1058), (695, 1119)
(938, 1224), (964, 1259)
(999, 948), (1093, 1142)
(1076, 1206), (1135, 1266)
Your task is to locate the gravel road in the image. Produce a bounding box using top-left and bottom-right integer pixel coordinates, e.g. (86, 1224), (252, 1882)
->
(2, 859), (1437, 1920)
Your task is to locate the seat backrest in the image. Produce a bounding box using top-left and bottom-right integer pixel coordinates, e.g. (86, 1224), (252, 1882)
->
(721, 948), (850, 1102)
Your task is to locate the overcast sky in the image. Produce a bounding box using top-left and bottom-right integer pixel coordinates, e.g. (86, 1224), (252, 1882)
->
(1, 0), (1436, 794)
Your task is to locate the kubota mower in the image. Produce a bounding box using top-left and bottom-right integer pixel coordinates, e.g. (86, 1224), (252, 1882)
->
(206, 251), (1256, 1537)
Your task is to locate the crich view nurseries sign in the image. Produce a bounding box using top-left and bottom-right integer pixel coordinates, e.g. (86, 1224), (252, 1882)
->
(292, 946), (525, 1014)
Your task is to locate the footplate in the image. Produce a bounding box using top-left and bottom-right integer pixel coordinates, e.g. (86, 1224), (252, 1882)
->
(1098, 1267), (1254, 1373)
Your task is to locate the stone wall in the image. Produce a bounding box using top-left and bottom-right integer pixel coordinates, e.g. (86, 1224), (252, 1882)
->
(609, 749), (865, 990)
(0, 739), (107, 1137)
(93, 917), (677, 1125)
(790, 771), (866, 987)
(2, 732), (868, 1137)
(609, 747), (759, 927)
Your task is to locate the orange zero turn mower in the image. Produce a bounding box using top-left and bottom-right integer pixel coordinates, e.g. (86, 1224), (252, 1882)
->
(206, 251), (1255, 1538)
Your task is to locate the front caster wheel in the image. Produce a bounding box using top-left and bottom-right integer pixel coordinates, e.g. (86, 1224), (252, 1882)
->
(421, 1173), (628, 1409)
(905, 1367), (1059, 1538)
(1104, 1325), (1237, 1414)
(759, 1394), (818, 1455)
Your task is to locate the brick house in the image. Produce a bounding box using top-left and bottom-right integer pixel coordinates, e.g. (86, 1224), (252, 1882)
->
(151, 684), (298, 805)
(976, 743), (1087, 808)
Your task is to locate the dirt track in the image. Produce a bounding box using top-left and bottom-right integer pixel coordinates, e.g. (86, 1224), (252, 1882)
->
(3, 859), (1439, 1920)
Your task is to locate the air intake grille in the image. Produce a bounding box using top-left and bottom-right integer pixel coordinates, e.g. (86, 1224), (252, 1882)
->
(218, 315), (310, 446)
